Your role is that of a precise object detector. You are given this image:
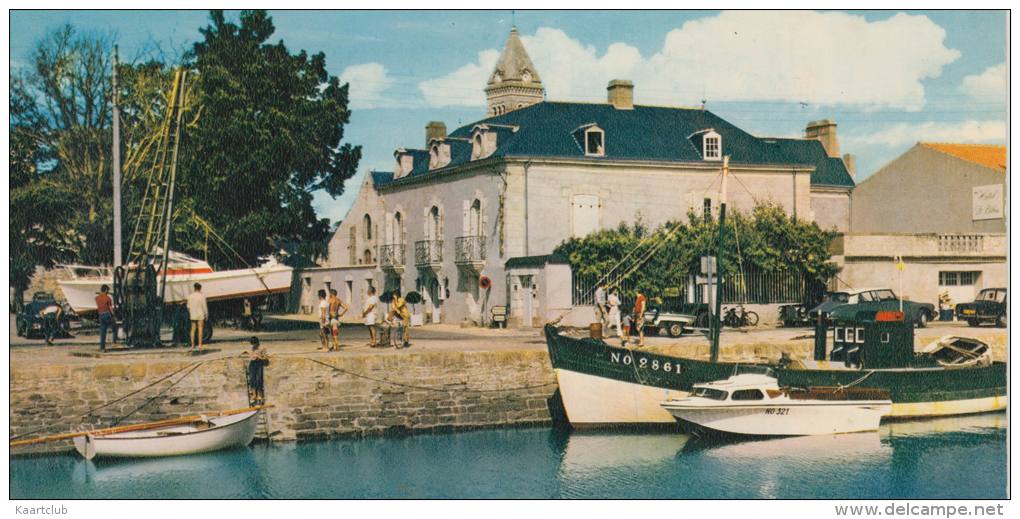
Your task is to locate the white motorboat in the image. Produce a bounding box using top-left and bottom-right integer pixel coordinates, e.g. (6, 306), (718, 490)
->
(57, 251), (292, 314)
(72, 408), (260, 460)
(660, 373), (891, 437)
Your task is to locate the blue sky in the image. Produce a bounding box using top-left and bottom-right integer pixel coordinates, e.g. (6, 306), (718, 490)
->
(11, 10), (1008, 225)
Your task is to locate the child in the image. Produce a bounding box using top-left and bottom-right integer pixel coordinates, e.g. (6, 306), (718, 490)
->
(243, 336), (270, 405)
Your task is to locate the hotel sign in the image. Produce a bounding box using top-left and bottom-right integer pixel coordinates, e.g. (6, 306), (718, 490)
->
(972, 184), (1004, 221)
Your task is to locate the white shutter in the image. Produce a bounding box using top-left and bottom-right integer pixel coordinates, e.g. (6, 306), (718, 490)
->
(571, 195), (600, 237)
(463, 200), (470, 236)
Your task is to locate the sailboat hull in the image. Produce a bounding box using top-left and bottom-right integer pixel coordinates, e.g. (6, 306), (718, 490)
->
(58, 265), (293, 314)
(545, 326), (1007, 426)
(72, 410), (258, 460)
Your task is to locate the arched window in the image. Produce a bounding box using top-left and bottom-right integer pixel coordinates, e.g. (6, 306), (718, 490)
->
(363, 249), (373, 264)
(470, 199), (482, 236)
(429, 206), (441, 241)
(472, 134), (483, 160)
(363, 214), (372, 240)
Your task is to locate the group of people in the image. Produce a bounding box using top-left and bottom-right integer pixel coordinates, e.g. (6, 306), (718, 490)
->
(593, 283), (648, 347)
(317, 287), (412, 350)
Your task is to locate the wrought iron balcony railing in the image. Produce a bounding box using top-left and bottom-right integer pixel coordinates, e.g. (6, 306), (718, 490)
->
(414, 239), (443, 266)
(379, 243), (406, 269)
(455, 235), (487, 264)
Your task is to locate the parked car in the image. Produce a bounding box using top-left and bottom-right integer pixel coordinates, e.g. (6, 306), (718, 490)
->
(809, 288), (936, 328)
(780, 291), (835, 327)
(14, 291), (72, 340)
(955, 288), (1007, 327)
(807, 291), (851, 323)
(641, 308), (697, 338)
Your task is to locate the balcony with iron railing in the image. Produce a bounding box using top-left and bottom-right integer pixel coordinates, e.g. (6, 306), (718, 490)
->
(415, 239), (443, 272)
(455, 235), (486, 271)
(379, 243), (406, 273)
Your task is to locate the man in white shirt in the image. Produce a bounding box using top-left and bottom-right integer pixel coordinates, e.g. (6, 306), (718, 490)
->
(362, 286), (379, 347)
(594, 284), (608, 327)
(607, 288), (622, 338)
(187, 283), (208, 349)
(317, 289), (329, 350)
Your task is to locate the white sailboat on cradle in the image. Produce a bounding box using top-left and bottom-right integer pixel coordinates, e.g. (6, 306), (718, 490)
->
(57, 250), (293, 315)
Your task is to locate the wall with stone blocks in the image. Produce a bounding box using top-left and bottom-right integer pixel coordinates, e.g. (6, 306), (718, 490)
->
(10, 350), (557, 455)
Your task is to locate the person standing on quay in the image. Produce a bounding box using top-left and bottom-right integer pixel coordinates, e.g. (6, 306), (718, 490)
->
(607, 287), (622, 338)
(363, 286), (379, 347)
(594, 283), (608, 327)
(317, 289), (330, 350)
(95, 284), (116, 352)
(633, 290), (648, 347)
(387, 292), (412, 348)
(328, 288), (348, 351)
(187, 283), (208, 349)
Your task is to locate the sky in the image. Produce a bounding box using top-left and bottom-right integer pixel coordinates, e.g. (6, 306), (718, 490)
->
(10, 10), (1008, 225)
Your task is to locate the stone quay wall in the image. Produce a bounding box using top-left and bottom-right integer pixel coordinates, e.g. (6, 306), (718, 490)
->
(10, 349), (558, 455)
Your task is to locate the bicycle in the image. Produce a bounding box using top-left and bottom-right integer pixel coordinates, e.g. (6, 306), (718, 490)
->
(723, 304), (759, 328)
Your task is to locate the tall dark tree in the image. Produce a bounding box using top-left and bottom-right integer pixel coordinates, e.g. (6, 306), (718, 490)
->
(178, 10), (361, 267)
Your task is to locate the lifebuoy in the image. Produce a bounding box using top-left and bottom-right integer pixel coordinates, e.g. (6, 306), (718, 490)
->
(479, 276), (492, 290)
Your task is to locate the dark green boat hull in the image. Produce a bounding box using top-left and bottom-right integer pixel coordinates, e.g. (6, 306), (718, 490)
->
(544, 326), (1006, 414)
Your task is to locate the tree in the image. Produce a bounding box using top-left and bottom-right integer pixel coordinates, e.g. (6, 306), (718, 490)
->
(553, 202), (840, 303)
(176, 10), (361, 268)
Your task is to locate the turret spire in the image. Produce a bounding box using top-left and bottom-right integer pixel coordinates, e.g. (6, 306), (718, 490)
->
(485, 27), (545, 116)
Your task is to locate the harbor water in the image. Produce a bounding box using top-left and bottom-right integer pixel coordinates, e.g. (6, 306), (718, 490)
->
(10, 413), (1006, 499)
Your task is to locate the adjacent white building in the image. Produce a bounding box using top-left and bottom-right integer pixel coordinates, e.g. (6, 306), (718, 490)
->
(309, 28), (856, 326)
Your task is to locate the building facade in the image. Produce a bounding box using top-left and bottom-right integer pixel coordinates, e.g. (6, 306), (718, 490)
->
(318, 28), (857, 326)
(837, 143), (1007, 309)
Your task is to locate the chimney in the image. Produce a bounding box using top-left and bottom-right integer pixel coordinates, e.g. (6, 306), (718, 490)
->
(607, 79), (634, 110)
(805, 119), (840, 158)
(843, 153), (856, 179)
(426, 121), (447, 147)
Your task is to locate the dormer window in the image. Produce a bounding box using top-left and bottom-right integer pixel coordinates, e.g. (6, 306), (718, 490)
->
(429, 141), (451, 170)
(585, 126), (605, 157)
(472, 134), (483, 160)
(703, 131), (721, 161)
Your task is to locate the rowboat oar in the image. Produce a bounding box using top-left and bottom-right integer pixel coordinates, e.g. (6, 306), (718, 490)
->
(10, 404), (273, 448)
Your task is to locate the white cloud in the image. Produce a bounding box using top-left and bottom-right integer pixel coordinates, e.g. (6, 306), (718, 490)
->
(418, 49), (500, 107)
(845, 120), (1007, 148)
(419, 11), (960, 110)
(338, 63), (396, 110)
(960, 62), (1007, 100)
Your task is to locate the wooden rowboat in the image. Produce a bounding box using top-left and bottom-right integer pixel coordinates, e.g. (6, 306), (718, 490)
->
(73, 409), (259, 460)
(10, 406), (270, 460)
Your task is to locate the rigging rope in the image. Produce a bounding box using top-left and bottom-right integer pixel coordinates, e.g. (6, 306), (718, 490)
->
(111, 361), (207, 426)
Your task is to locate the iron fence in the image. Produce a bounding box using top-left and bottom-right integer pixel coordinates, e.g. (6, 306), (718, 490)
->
(572, 269), (812, 306)
(414, 240), (443, 266)
(455, 235), (486, 263)
(379, 243), (406, 268)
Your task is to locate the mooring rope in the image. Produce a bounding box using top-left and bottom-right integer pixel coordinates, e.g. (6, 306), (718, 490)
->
(110, 361), (208, 426)
(9, 360), (206, 441)
(299, 356), (556, 394)
(836, 370), (876, 392)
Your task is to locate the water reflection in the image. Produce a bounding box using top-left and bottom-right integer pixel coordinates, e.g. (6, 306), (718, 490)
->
(10, 413), (1006, 499)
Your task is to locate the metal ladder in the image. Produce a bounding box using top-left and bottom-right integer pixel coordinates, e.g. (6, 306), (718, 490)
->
(115, 68), (189, 348)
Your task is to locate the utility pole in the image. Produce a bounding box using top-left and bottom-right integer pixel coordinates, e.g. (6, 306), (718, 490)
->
(710, 155), (730, 363)
(112, 45), (122, 269)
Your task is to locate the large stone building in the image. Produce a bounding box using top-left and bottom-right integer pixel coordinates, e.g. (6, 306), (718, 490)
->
(836, 143), (1007, 308)
(308, 28), (856, 326)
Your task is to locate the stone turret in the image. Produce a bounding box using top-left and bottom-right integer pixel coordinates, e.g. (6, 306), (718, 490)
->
(485, 27), (545, 117)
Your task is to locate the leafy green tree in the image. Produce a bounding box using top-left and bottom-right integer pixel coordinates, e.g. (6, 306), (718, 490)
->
(554, 202), (840, 303)
(176, 10), (361, 267)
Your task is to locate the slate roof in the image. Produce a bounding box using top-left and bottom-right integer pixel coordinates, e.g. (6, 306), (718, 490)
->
(376, 101), (856, 189)
(920, 142), (1006, 172)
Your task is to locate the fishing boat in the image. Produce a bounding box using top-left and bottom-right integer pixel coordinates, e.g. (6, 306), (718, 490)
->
(546, 308), (1006, 426)
(11, 406), (267, 461)
(544, 156), (1006, 427)
(57, 251), (292, 315)
(660, 372), (891, 437)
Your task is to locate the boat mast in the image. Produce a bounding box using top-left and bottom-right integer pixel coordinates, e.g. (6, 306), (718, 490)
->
(710, 155), (729, 363)
(112, 45), (122, 269)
